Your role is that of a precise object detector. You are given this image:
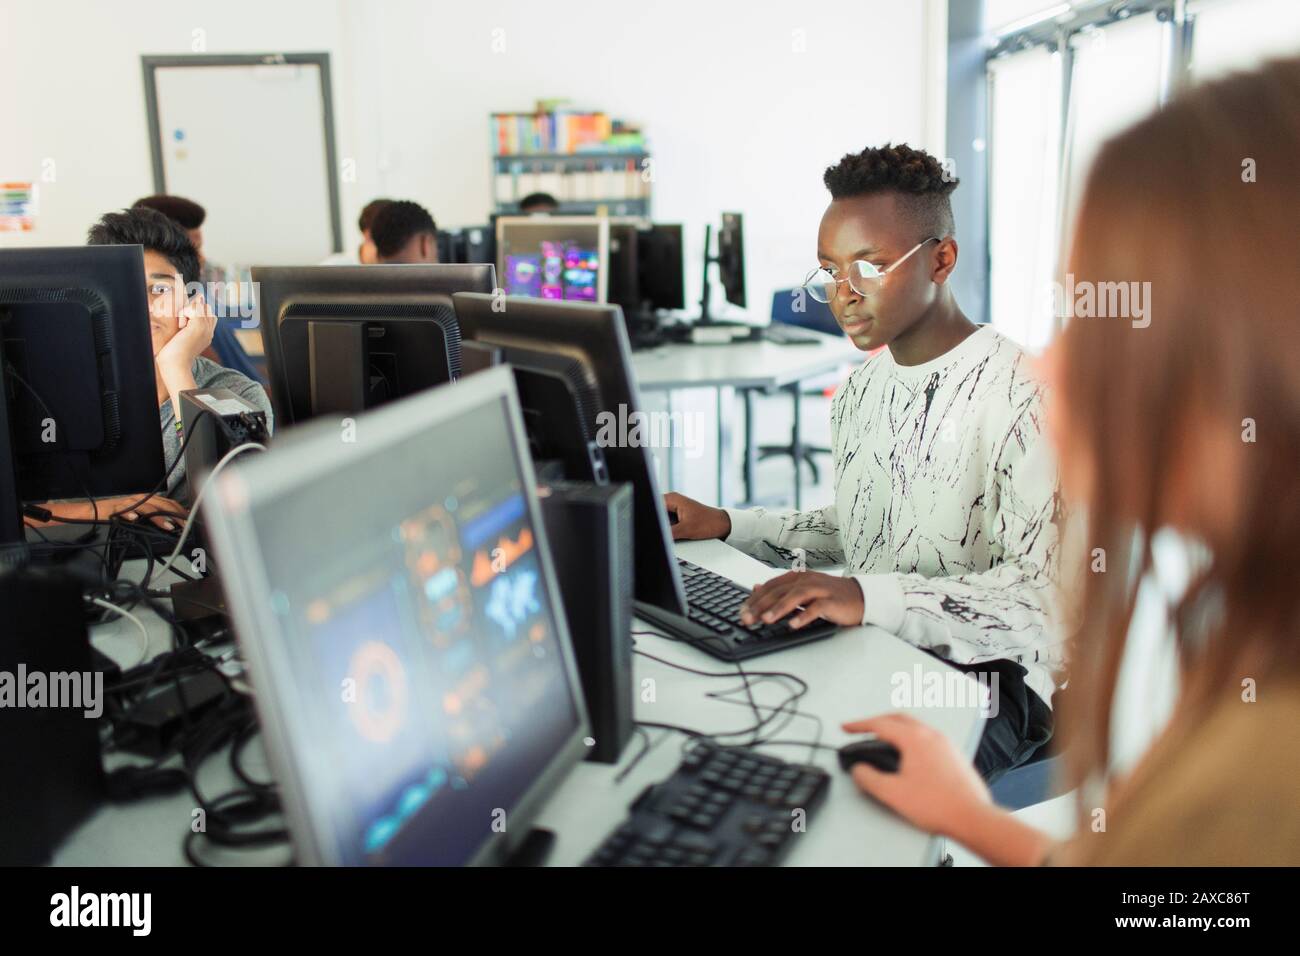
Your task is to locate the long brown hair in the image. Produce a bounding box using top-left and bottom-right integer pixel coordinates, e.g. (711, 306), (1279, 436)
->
(1054, 57), (1300, 802)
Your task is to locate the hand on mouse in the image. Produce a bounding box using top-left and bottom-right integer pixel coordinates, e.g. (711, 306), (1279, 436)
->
(662, 492), (730, 541)
(840, 713), (992, 838)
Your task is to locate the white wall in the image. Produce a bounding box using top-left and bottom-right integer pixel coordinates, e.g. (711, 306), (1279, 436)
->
(0, 0), (345, 253)
(2, 0), (939, 319)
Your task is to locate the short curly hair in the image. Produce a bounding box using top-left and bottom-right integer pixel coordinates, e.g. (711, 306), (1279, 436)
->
(823, 143), (957, 240)
(369, 200), (437, 259)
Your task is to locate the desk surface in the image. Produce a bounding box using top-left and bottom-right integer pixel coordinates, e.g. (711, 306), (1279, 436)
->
(631, 332), (860, 391)
(61, 539), (981, 867)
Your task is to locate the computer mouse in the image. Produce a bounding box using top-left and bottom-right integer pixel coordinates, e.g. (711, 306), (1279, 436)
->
(667, 509), (679, 525)
(838, 738), (901, 774)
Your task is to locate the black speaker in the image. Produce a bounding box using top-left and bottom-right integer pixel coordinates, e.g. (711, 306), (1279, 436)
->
(0, 569), (105, 864)
(539, 480), (634, 764)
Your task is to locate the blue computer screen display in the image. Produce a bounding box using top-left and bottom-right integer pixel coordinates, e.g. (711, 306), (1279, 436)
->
(250, 397), (579, 865)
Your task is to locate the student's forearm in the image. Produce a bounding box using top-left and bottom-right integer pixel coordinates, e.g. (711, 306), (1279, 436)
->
(158, 360), (197, 413)
(946, 801), (1055, 867)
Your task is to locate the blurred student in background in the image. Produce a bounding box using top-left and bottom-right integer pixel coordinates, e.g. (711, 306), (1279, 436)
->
(844, 57), (1300, 866)
(322, 198), (393, 266)
(518, 191), (559, 214)
(371, 200), (439, 264)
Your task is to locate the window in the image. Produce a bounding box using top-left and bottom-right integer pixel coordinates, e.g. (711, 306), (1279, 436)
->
(1189, 0), (1300, 79)
(988, 47), (1063, 350)
(1060, 12), (1170, 250)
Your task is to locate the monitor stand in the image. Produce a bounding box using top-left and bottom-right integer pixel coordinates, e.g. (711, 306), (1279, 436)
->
(686, 224), (750, 343)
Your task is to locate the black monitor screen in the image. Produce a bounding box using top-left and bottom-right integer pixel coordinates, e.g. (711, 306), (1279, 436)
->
(230, 386), (581, 865)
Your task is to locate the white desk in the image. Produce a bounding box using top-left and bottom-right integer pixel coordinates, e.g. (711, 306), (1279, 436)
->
(58, 539), (982, 867)
(630, 333), (860, 508)
(631, 334), (859, 392)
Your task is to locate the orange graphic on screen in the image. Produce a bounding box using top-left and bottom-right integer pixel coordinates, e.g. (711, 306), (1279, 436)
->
(346, 641), (409, 744)
(470, 528), (534, 586)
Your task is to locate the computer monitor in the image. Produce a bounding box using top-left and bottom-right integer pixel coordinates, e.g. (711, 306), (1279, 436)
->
(252, 264), (496, 428)
(0, 245), (165, 544)
(453, 292), (687, 615)
(606, 222), (641, 318)
(201, 367), (590, 866)
(437, 226), (494, 266)
(496, 216), (609, 303)
(698, 212), (746, 323)
(638, 224), (686, 313)
(606, 221), (686, 319)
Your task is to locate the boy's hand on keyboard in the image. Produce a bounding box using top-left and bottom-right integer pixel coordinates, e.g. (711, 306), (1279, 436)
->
(663, 492), (731, 541)
(739, 571), (864, 628)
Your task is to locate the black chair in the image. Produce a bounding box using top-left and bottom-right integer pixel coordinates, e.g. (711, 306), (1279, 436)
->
(741, 290), (841, 505)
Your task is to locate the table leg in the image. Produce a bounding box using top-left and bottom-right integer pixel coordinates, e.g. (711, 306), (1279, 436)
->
(742, 388), (757, 506)
(790, 382), (803, 511)
(716, 385), (736, 507)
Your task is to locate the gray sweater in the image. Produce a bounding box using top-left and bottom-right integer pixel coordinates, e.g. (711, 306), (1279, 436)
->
(159, 356), (274, 502)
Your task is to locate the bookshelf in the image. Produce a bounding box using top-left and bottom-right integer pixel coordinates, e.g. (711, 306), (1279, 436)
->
(489, 109), (651, 216)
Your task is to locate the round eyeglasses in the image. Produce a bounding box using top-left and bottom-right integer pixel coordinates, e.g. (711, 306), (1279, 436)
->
(802, 237), (940, 303)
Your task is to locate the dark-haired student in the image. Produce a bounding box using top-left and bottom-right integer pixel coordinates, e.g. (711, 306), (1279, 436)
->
(72, 207), (271, 512)
(370, 200), (439, 264)
(846, 58), (1300, 865)
(25, 206), (272, 530)
(666, 144), (1064, 781)
(519, 191), (559, 214)
(322, 198), (393, 266)
(132, 194), (265, 386)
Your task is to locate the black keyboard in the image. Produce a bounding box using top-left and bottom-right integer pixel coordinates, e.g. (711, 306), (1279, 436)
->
(636, 559), (839, 661)
(584, 741), (830, 867)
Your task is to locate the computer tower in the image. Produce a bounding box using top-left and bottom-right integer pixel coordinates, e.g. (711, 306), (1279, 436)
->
(0, 569), (105, 863)
(538, 480), (634, 764)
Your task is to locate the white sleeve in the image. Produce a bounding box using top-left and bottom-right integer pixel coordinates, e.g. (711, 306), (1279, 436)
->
(722, 504), (845, 569)
(849, 396), (1064, 671)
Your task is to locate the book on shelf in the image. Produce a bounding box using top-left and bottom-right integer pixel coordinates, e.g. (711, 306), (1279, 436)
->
(489, 109), (643, 156)
(492, 157), (650, 208)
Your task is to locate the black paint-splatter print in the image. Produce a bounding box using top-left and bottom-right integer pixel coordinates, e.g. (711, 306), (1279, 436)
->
(723, 328), (1067, 707)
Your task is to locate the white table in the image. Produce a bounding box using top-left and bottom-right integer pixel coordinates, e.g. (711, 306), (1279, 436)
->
(58, 539), (982, 867)
(631, 333), (859, 509)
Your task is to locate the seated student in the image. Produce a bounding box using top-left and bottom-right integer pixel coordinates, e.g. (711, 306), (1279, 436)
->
(370, 200), (439, 264)
(322, 198), (392, 266)
(518, 191), (559, 214)
(846, 58), (1300, 865)
(86, 207), (274, 503)
(132, 194), (265, 385)
(666, 144), (1063, 781)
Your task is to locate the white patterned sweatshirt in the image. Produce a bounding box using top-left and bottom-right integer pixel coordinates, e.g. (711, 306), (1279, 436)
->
(724, 327), (1065, 706)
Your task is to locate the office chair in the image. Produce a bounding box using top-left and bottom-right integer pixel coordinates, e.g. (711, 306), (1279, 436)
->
(990, 741), (1068, 811)
(743, 291), (839, 497)
(989, 686), (1071, 812)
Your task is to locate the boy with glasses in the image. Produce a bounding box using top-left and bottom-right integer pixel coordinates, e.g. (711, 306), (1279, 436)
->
(665, 144), (1063, 780)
